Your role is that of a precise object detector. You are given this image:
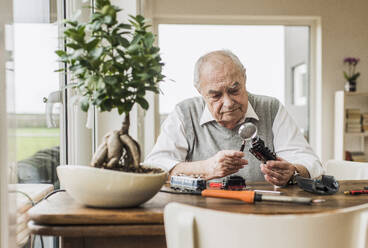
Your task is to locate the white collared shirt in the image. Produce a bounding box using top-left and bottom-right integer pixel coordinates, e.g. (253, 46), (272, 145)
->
(145, 100), (325, 179)
(199, 102), (259, 126)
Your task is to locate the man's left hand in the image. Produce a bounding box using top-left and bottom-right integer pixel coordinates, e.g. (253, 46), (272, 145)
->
(260, 157), (295, 186)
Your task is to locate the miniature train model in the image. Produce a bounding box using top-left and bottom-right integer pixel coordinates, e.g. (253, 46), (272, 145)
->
(170, 175), (246, 192)
(170, 175), (207, 192)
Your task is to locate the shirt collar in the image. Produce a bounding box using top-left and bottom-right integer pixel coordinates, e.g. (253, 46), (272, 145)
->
(199, 101), (259, 126)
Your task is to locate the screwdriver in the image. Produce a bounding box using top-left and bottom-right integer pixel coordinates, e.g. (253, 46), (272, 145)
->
(201, 189), (324, 205)
(344, 190), (368, 195)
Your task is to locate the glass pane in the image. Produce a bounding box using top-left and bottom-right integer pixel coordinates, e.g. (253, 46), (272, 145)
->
(158, 24), (310, 138)
(13, 2), (61, 187)
(12, 1), (62, 247)
(14, 24), (60, 188)
(158, 24), (285, 124)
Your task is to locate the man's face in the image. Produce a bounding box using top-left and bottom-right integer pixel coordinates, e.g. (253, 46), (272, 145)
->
(198, 58), (248, 129)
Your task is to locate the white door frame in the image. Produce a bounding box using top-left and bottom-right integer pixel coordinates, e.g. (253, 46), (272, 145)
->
(0, 0), (15, 246)
(141, 12), (323, 159)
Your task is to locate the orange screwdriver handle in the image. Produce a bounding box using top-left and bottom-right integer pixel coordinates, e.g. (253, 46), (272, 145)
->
(201, 189), (256, 203)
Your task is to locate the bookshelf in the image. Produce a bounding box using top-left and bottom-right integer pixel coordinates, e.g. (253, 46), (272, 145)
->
(334, 91), (368, 161)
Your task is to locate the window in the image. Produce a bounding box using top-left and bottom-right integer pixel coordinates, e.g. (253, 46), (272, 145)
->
(157, 24), (310, 139)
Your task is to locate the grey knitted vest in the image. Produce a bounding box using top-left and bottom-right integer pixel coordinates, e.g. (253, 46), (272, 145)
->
(176, 93), (280, 182)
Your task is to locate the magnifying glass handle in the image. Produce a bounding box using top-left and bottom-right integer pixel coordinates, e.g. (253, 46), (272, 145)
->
(240, 140), (245, 152)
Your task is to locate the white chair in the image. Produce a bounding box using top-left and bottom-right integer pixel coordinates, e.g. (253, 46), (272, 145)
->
(326, 160), (368, 180)
(164, 202), (368, 248)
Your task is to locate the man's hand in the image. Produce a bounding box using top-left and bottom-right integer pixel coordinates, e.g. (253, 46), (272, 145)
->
(205, 150), (248, 180)
(260, 157), (295, 186)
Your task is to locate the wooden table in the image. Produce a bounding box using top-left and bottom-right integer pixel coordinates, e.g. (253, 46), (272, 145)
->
(28, 180), (368, 248)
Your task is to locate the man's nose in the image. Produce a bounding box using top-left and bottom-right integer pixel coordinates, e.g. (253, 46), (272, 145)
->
(223, 94), (234, 108)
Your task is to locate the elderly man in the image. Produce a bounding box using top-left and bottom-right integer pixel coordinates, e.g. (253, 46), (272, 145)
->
(145, 50), (324, 186)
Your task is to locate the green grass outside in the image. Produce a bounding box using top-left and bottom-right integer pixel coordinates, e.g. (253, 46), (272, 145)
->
(16, 128), (59, 161)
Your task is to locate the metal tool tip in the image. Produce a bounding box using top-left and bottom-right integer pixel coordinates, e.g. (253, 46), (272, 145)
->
(312, 199), (325, 204)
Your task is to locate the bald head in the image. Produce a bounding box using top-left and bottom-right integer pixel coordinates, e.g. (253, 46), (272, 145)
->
(194, 50), (246, 89)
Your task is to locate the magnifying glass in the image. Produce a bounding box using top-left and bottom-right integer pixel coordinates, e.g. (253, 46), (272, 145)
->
(238, 122), (258, 152)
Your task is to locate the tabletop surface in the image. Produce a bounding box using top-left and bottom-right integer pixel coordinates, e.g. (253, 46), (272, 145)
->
(28, 180), (368, 225)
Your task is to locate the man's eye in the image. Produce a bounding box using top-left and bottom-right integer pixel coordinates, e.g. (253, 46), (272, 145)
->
(229, 89), (239, 95)
(211, 94), (221, 99)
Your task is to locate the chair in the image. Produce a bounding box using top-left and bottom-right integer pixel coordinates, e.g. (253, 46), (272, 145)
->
(325, 160), (368, 180)
(164, 202), (368, 248)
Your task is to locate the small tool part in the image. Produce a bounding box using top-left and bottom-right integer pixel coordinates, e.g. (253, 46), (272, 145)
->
(201, 189), (322, 205)
(253, 189), (282, 195)
(240, 140), (246, 152)
(344, 190), (368, 195)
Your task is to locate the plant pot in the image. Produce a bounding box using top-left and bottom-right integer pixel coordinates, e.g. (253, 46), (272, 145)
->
(57, 164), (167, 208)
(345, 81), (357, 92)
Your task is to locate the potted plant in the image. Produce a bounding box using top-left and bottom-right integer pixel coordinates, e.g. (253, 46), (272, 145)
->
(55, 0), (167, 208)
(343, 57), (360, 92)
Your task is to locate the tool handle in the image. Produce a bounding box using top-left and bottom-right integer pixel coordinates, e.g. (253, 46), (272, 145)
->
(201, 189), (255, 203)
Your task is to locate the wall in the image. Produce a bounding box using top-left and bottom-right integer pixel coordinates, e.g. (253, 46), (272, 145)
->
(284, 27), (309, 139)
(148, 0), (368, 163)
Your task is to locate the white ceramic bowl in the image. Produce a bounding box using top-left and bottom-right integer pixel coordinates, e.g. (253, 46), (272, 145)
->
(57, 164), (167, 208)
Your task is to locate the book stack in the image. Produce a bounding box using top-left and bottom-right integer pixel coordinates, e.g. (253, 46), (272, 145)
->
(346, 151), (367, 162)
(346, 109), (362, 133)
(351, 151), (367, 162)
(362, 113), (368, 132)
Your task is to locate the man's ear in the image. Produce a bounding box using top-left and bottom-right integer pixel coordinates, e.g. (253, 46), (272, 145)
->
(196, 83), (202, 95)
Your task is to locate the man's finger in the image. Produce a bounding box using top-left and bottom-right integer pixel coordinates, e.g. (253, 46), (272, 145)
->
(266, 161), (290, 170)
(264, 175), (284, 186)
(261, 165), (285, 181)
(224, 158), (248, 166)
(223, 162), (245, 171)
(222, 150), (245, 158)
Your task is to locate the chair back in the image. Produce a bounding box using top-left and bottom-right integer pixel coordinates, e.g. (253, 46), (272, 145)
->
(164, 202), (368, 248)
(326, 160), (368, 180)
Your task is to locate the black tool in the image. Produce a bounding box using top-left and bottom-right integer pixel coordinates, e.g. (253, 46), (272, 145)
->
(296, 175), (339, 195)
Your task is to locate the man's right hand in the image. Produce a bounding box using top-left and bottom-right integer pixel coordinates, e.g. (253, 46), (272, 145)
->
(205, 150), (248, 180)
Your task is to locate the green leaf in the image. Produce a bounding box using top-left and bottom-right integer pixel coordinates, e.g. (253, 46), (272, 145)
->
(90, 47), (103, 60)
(136, 97), (149, 110)
(117, 36), (129, 47)
(65, 20), (78, 27)
(104, 76), (118, 86)
(95, 0), (111, 10)
(66, 43), (81, 50)
(130, 34), (142, 47)
(343, 71), (349, 81)
(80, 97), (90, 112)
(116, 23), (131, 29)
(55, 50), (67, 57)
(351, 72), (360, 81)
(86, 38), (100, 51)
(104, 15), (113, 25)
(134, 15), (145, 24)
(137, 72), (150, 80)
(143, 33), (154, 48)
(117, 106), (125, 115)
